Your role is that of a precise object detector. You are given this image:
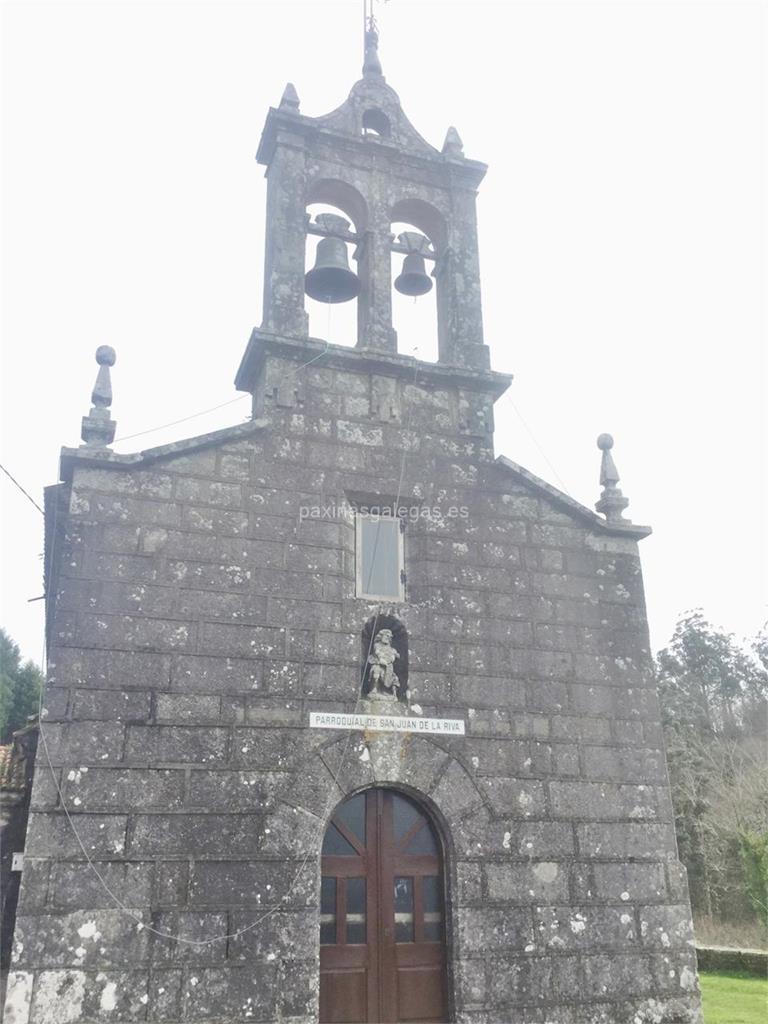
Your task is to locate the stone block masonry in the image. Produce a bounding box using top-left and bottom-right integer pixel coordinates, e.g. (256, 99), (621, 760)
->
(2, 340), (701, 1023)
(4, 34), (700, 1018)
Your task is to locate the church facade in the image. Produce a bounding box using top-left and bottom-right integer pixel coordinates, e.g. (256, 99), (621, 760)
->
(3, 27), (702, 1024)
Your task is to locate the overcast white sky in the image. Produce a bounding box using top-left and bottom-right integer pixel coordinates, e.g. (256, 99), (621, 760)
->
(1, 0), (765, 665)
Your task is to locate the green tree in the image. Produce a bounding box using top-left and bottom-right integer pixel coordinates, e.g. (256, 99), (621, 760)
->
(0, 629), (43, 744)
(740, 831), (768, 928)
(656, 612), (768, 933)
(657, 611), (767, 737)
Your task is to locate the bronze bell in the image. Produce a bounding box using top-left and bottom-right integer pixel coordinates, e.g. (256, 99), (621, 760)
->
(305, 236), (360, 304)
(394, 251), (433, 297)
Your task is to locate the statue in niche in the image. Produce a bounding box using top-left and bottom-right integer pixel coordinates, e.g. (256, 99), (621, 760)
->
(361, 615), (408, 703)
(366, 629), (400, 700)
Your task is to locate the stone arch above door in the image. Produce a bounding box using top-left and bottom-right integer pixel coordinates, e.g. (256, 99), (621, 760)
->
(310, 732), (486, 835)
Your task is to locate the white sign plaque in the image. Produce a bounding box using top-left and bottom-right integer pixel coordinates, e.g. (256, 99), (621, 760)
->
(309, 711), (465, 736)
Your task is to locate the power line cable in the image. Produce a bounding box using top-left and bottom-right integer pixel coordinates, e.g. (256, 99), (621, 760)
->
(112, 395), (250, 445)
(0, 462), (45, 516)
(113, 339), (333, 447)
(503, 395), (575, 498)
(4, 339), (574, 528)
(32, 333), (422, 949)
(19, 287), (574, 950)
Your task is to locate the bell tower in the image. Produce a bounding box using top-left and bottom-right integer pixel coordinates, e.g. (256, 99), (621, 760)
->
(2, 11), (702, 1023)
(244, 23), (492, 372)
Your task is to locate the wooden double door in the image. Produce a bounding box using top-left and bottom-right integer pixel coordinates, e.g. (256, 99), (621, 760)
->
(319, 788), (448, 1023)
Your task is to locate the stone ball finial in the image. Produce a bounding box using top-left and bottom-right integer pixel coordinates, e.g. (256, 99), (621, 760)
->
(597, 433), (613, 451)
(81, 344), (117, 447)
(595, 431), (629, 523)
(96, 345), (116, 367)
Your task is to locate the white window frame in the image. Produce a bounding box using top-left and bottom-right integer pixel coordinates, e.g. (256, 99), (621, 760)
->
(355, 511), (405, 601)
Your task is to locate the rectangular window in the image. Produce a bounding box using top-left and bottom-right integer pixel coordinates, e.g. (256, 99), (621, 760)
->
(346, 877), (367, 944)
(320, 877), (337, 945)
(355, 512), (404, 600)
(393, 876), (414, 942)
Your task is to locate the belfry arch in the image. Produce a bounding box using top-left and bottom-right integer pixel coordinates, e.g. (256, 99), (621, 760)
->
(252, 24), (491, 369)
(389, 205), (441, 361)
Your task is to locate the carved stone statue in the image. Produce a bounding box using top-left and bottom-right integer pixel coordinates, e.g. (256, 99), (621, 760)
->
(367, 629), (400, 700)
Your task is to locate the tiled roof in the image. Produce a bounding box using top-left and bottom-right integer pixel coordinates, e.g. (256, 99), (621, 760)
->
(0, 743), (26, 791)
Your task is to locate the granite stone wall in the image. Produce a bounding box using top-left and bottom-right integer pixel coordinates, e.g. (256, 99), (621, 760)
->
(3, 346), (702, 1023)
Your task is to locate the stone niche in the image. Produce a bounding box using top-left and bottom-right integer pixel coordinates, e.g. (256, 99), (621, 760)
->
(361, 614), (409, 703)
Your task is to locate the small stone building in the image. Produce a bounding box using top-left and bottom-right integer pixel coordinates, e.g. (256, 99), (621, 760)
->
(3, 27), (702, 1024)
(1, 723), (39, 1004)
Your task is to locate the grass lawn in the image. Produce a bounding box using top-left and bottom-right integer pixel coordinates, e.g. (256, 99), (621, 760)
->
(699, 970), (768, 1024)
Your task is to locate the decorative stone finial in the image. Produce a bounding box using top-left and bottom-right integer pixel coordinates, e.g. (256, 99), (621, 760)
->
(595, 433), (630, 523)
(363, 22), (383, 77)
(442, 126), (464, 158)
(279, 82), (300, 112)
(80, 346), (117, 447)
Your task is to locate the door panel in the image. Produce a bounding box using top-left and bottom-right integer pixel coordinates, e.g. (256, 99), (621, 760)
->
(320, 789), (448, 1023)
(397, 967), (445, 1023)
(319, 968), (369, 1024)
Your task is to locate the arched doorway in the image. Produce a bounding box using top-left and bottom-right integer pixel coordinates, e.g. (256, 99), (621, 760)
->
(319, 788), (449, 1023)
